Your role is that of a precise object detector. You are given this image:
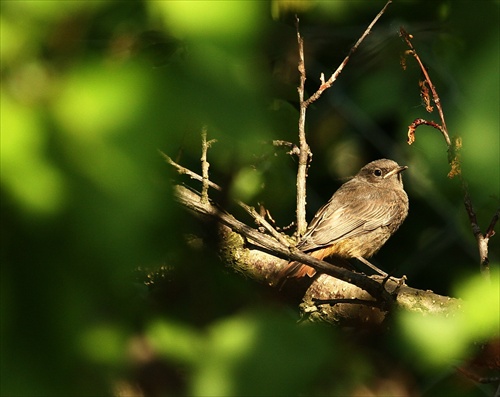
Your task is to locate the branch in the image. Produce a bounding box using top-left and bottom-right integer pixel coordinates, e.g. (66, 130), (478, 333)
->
(173, 184), (461, 325)
(160, 150), (222, 191)
(401, 27), (499, 279)
(272, 140), (300, 156)
(400, 27), (457, 174)
(200, 126), (216, 203)
(464, 189), (500, 279)
(303, 0), (393, 107)
(400, 28), (451, 147)
(237, 200), (292, 248)
(162, 150), (291, 248)
(293, 1), (392, 235)
(407, 118), (444, 145)
(174, 184), (392, 303)
(295, 16), (311, 237)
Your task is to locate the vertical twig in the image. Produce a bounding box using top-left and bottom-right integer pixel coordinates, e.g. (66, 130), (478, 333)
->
(200, 126), (215, 204)
(295, 16), (311, 237)
(293, 1), (392, 236)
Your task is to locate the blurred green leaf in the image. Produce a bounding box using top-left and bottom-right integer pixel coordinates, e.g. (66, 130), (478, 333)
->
(398, 269), (500, 368)
(53, 62), (150, 140)
(192, 310), (336, 396)
(230, 167), (263, 202)
(455, 267), (500, 341)
(149, 1), (261, 41)
(0, 91), (66, 215)
(398, 308), (469, 368)
(80, 324), (128, 365)
(147, 319), (204, 366)
(52, 61), (154, 197)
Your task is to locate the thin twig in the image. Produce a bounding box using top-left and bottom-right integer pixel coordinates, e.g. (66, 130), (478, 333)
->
(400, 26), (459, 179)
(400, 29), (451, 147)
(161, 151), (290, 247)
(272, 140), (301, 156)
(160, 150), (222, 191)
(464, 189), (499, 280)
(304, 0), (393, 107)
(237, 201), (291, 248)
(407, 118), (444, 145)
(455, 365), (500, 385)
(312, 298), (383, 309)
(485, 208), (500, 239)
(200, 126), (216, 203)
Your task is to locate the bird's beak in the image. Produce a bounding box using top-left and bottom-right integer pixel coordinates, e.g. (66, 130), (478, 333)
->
(384, 165), (408, 179)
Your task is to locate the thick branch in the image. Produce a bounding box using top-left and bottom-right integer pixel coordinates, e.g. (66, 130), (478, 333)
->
(302, 275), (462, 325)
(173, 184), (460, 324)
(174, 185), (392, 304)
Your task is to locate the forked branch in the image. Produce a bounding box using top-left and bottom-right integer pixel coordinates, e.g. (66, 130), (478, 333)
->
(161, 133), (290, 248)
(294, 0), (392, 236)
(304, 0), (393, 107)
(400, 27), (498, 279)
(400, 27), (458, 177)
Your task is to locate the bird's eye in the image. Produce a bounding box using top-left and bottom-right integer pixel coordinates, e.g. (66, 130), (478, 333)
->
(373, 169), (383, 177)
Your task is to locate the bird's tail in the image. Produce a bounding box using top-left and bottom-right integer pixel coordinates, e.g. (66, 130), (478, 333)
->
(274, 261), (317, 290)
(274, 249), (354, 289)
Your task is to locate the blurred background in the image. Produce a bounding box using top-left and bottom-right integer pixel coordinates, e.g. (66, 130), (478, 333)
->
(1, 1), (498, 396)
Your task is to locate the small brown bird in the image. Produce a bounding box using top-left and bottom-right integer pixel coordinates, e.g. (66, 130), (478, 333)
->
(277, 159), (409, 287)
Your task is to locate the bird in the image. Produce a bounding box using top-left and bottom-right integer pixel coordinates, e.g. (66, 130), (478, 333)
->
(276, 158), (409, 288)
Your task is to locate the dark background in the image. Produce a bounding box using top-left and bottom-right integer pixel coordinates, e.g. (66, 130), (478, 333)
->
(1, 1), (498, 396)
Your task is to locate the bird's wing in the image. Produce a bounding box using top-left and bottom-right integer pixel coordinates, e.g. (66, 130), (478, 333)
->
(298, 186), (399, 251)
